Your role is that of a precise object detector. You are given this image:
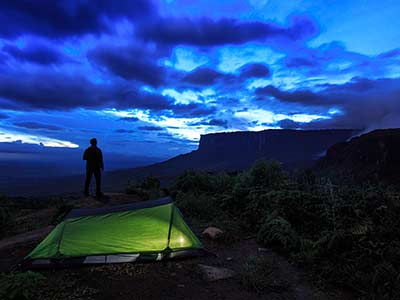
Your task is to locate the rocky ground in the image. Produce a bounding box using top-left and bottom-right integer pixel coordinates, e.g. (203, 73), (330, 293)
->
(0, 194), (355, 300)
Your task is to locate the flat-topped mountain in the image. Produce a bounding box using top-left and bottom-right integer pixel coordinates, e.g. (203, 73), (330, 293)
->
(105, 129), (357, 186)
(316, 129), (400, 183)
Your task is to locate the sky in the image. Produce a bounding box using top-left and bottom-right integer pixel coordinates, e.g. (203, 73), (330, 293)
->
(0, 0), (399, 163)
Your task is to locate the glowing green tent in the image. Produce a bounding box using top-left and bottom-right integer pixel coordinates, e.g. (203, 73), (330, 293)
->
(25, 197), (203, 268)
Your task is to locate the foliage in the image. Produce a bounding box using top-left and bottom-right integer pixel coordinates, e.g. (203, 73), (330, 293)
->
(170, 159), (400, 298)
(257, 214), (299, 252)
(249, 160), (287, 188)
(49, 197), (74, 224)
(0, 271), (45, 300)
(174, 191), (220, 222)
(126, 176), (162, 199)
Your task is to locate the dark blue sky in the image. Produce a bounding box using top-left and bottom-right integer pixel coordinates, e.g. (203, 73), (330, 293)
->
(0, 0), (399, 159)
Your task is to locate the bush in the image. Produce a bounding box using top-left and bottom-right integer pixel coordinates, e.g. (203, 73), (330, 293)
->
(257, 214), (299, 252)
(0, 271), (45, 300)
(249, 160), (286, 189)
(126, 176), (162, 200)
(170, 163), (400, 298)
(140, 176), (160, 190)
(174, 191), (220, 222)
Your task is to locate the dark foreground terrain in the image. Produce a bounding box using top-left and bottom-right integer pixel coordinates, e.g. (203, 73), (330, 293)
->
(0, 193), (354, 300)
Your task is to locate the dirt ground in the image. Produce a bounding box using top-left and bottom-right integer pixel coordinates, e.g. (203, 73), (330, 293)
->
(0, 194), (355, 300)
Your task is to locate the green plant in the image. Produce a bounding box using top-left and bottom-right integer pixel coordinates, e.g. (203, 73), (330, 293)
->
(175, 191), (220, 222)
(257, 214), (299, 252)
(0, 271), (45, 300)
(140, 176), (160, 190)
(249, 160), (286, 189)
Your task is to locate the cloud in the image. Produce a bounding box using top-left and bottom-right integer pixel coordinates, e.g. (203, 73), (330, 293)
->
(171, 103), (216, 118)
(284, 57), (317, 68)
(115, 129), (135, 133)
(192, 118), (229, 128)
(2, 41), (69, 65)
(377, 48), (400, 59)
(183, 67), (234, 85)
(256, 85), (324, 105)
(257, 77), (400, 130)
(119, 117), (139, 122)
(138, 126), (164, 131)
(138, 15), (318, 46)
(0, 0), (154, 38)
(88, 44), (168, 86)
(0, 69), (173, 111)
(13, 121), (63, 131)
(238, 63), (270, 78)
(276, 119), (302, 129)
(0, 112), (9, 119)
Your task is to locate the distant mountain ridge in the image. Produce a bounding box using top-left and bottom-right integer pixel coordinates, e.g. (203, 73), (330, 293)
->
(104, 129), (357, 187)
(316, 129), (400, 183)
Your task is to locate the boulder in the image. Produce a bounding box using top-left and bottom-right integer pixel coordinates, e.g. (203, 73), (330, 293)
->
(202, 227), (223, 240)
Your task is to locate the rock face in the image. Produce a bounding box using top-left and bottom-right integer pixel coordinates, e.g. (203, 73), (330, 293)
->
(101, 129), (357, 189)
(316, 129), (400, 183)
(196, 129), (356, 169)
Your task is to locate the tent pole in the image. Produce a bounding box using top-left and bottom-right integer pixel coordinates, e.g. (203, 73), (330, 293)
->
(166, 203), (175, 251)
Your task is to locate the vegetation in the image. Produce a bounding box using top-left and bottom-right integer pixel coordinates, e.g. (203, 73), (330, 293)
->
(169, 160), (400, 299)
(126, 176), (163, 200)
(0, 271), (45, 300)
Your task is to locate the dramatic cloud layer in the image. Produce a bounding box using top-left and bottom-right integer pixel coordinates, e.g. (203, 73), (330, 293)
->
(0, 0), (399, 159)
(0, 0), (153, 38)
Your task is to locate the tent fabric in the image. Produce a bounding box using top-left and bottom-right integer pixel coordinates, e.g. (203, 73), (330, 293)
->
(25, 197), (202, 268)
(65, 196), (172, 219)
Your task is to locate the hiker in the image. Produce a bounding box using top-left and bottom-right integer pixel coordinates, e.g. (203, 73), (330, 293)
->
(83, 138), (104, 197)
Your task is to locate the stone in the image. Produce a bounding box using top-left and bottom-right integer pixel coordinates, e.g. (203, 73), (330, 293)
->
(202, 227), (223, 240)
(198, 264), (235, 281)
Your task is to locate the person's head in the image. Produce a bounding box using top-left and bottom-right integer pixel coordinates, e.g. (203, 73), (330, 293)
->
(90, 138), (97, 146)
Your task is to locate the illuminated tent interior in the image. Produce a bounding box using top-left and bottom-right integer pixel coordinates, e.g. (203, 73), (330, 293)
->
(24, 197), (203, 268)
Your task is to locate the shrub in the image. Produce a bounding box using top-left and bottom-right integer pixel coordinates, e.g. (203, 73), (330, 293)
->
(249, 160), (286, 189)
(0, 271), (45, 300)
(257, 214), (299, 252)
(174, 191), (220, 222)
(140, 176), (160, 190)
(126, 176), (162, 199)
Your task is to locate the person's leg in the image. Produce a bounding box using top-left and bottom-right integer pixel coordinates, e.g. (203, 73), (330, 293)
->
(94, 168), (102, 197)
(84, 168), (93, 196)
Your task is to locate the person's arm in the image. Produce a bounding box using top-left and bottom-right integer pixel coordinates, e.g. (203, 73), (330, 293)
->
(83, 148), (88, 160)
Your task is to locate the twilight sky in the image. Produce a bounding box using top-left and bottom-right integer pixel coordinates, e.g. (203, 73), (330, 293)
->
(0, 0), (399, 160)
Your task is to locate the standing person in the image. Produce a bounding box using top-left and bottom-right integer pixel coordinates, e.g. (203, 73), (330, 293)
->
(83, 138), (104, 198)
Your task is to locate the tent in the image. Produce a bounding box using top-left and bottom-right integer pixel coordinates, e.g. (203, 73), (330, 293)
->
(24, 197), (203, 268)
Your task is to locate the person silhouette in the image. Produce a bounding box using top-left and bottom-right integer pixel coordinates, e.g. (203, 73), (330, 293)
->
(83, 138), (104, 198)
